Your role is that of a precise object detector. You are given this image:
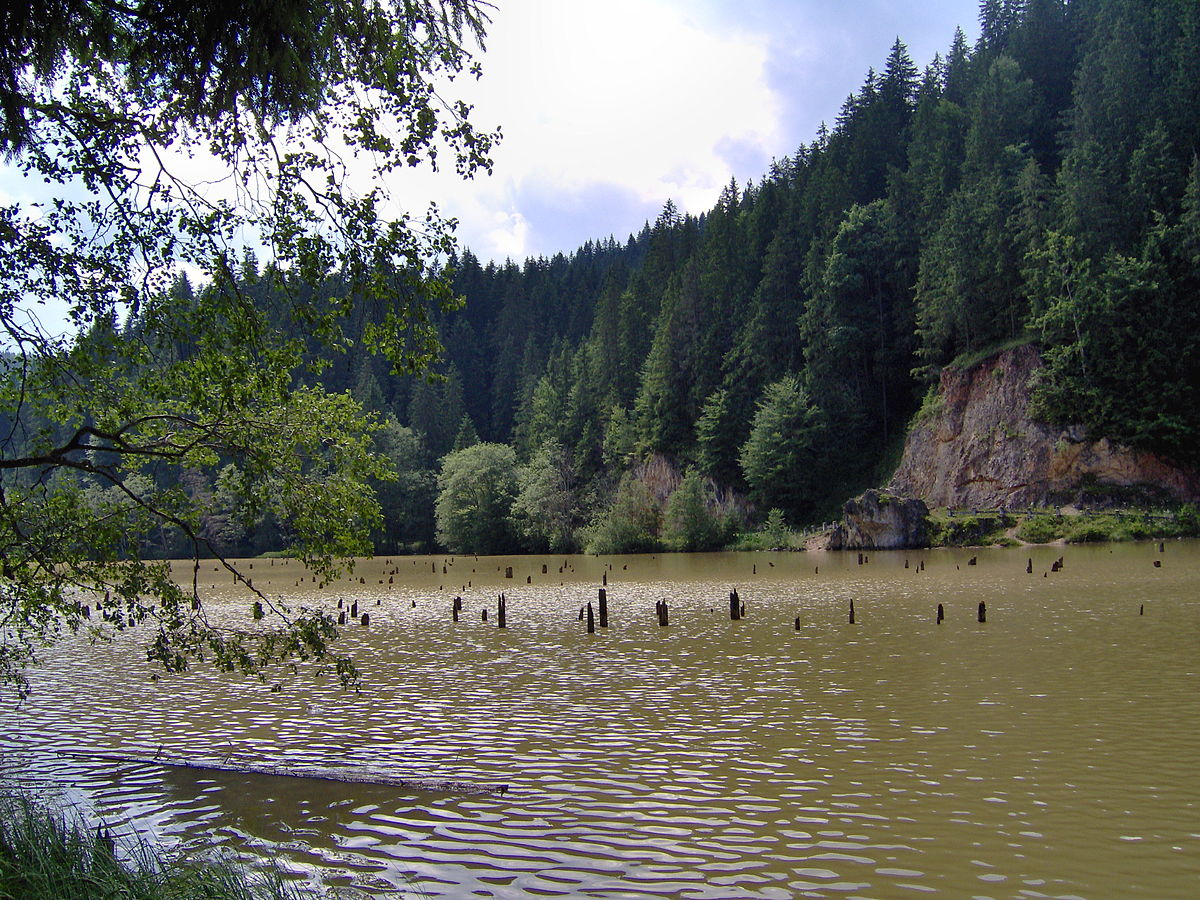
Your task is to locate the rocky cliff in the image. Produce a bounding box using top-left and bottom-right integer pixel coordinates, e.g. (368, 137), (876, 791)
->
(825, 490), (929, 550)
(887, 343), (1200, 508)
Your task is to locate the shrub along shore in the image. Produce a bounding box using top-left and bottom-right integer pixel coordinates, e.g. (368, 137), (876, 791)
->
(0, 795), (320, 900)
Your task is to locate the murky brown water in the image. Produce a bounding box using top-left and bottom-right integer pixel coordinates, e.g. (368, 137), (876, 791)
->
(3, 544), (1199, 898)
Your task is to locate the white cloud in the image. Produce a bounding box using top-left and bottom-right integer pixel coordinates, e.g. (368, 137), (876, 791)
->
(388, 0), (784, 259)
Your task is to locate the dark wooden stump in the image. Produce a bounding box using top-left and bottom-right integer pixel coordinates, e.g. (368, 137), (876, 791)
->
(977, 601), (987, 623)
(730, 589), (741, 621)
(598, 588), (608, 628)
(498, 594), (506, 628)
(936, 602), (944, 625)
(849, 598), (856, 624)
(587, 602), (595, 633)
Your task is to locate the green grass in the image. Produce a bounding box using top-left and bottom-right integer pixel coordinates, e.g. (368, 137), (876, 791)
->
(925, 513), (1013, 547)
(0, 795), (315, 900)
(1015, 516), (1065, 544)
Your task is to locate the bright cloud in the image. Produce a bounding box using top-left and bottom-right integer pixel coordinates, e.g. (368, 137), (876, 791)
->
(388, 0), (784, 260)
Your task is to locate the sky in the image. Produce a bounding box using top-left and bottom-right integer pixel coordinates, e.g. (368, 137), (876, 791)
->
(401, 0), (984, 263)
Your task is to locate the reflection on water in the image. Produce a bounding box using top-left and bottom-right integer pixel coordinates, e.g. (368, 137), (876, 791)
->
(4, 545), (1200, 897)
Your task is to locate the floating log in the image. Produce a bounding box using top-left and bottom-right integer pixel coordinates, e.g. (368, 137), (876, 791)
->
(598, 588), (608, 628)
(63, 750), (507, 795)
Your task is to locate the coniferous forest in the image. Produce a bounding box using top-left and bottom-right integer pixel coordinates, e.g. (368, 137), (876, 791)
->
(26, 0), (1200, 558)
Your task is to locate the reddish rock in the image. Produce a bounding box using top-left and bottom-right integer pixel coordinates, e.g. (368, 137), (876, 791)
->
(888, 344), (1200, 507)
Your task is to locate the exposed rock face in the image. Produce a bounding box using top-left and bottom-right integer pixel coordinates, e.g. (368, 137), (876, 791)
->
(888, 344), (1200, 507)
(825, 489), (929, 550)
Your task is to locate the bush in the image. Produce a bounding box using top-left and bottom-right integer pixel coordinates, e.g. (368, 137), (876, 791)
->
(1015, 516), (1064, 543)
(583, 474), (661, 555)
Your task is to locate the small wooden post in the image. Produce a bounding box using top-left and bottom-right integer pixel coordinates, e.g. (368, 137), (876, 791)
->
(578, 605), (584, 621)
(977, 601), (987, 623)
(252, 601), (264, 620)
(1154, 559), (1162, 567)
(753, 564), (757, 574)
(857, 552), (863, 566)
(602, 570), (607, 586)
(351, 601), (358, 618)
(542, 564), (548, 574)
(598, 588), (608, 628)
(1140, 603), (1144, 615)
(1027, 557), (1033, 574)
(498, 594), (506, 628)
(658, 600), (669, 627)
(360, 613), (370, 626)
(849, 598), (856, 624)
(482, 608), (488, 622)
(904, 559), (909, 569)
(1159, 541), (1165, 554)
(936, 602), (944, 625)
(587, 602), (595, 633)
(794, 615), (801, 631)
(729, 590), (741, 621)
(967, 556), (977, 566)
(505, 566), (513, 579)
(338, 611), (346, 625)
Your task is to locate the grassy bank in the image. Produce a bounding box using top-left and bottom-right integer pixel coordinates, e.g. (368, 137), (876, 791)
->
(0, 795), (314, 900)
(925, 505), (1200, 547)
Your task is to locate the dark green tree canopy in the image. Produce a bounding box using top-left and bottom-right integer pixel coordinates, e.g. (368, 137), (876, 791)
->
(0, 0), (497, 695)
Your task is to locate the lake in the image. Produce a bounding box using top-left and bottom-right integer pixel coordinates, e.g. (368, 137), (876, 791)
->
(3, 544), (1198, 898)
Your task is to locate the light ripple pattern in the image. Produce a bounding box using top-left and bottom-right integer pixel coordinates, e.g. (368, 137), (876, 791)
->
(3, 544), (1200, 897)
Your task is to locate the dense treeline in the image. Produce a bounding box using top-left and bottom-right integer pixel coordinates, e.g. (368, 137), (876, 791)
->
(408, 0), (1200, 552)
(10, 0), (1198, 558)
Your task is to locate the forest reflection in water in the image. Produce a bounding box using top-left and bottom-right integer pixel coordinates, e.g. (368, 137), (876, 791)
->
(3, 543), (1199, 898)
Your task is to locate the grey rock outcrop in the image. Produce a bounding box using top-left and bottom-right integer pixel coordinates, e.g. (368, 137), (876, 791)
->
(825, 489), (929, 550)
(887, 344), (1200, 507)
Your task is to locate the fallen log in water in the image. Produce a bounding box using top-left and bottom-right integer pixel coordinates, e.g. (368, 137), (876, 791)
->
(62, 750), (508, 795)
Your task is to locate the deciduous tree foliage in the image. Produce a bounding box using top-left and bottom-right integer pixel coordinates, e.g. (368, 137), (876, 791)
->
(0, 0), (497, 693)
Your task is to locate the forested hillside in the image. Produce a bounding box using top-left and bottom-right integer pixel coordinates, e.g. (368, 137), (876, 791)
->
(386, 0), (1200, 552)
(15, 0), (1200, 559)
